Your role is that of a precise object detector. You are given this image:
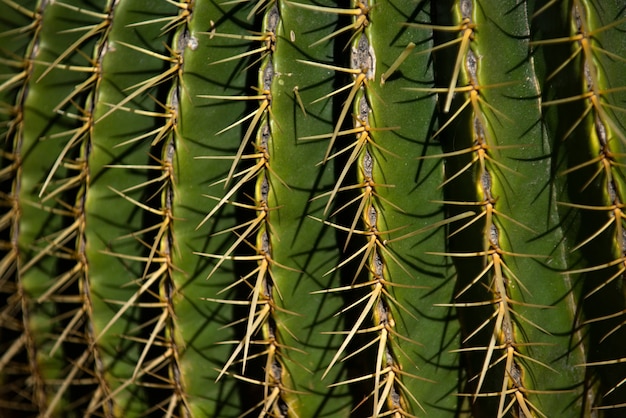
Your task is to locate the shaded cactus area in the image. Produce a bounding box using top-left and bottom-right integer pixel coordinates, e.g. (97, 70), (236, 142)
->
(2, 0), (626, 416)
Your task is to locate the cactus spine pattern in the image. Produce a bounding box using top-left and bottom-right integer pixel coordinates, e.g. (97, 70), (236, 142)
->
(1, 0), (626, 417)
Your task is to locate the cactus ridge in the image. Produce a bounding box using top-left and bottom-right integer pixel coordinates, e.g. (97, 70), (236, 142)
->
(550, 0), (626, 407)
(3, 0), (626, 416)
(192, 3), (304, 415)
(416, 3), (542, 415)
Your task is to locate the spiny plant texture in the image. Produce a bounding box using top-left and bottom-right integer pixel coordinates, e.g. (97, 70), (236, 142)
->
(2, 0), (626, 417)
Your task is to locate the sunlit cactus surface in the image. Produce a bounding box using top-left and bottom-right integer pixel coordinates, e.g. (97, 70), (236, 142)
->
(2, 0), (626, 417)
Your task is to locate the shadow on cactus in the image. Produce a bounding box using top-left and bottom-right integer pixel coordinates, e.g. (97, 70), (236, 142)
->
(2, 0), (626, 417)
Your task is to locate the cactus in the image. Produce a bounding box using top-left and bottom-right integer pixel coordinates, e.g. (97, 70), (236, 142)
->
(1, 0), (626, 417)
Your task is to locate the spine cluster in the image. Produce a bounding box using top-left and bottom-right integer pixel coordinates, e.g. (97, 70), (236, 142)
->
(299, 2), (417, 415)
(198, 4), (291, 415)
(3, 0), (626, 416)
(431, 0), (540, 415)
(539, 0), (626, 408)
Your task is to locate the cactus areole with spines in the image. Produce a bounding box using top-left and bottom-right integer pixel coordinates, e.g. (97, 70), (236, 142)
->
(2, 0), (626, 417)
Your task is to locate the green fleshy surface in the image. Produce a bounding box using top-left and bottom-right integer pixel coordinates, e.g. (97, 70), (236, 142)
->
(3, 0), (626, 416)
(85, 0), (178, 415)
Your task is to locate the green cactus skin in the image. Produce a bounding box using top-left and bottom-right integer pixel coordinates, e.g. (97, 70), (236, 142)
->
(2, 0), (626, 417)
(533, 0), (626, 412)
(430, 1), (589, 415)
